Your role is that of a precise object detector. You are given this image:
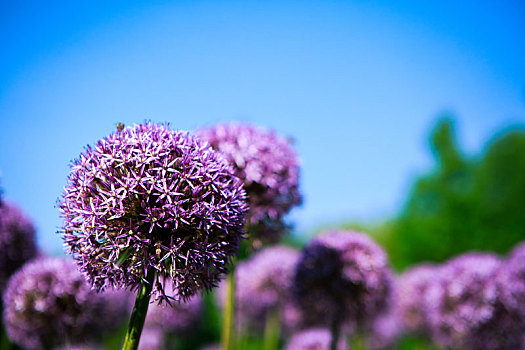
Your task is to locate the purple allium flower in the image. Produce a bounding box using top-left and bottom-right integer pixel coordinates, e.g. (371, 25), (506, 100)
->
(396, 264), (438, 334)
(3, 257), (106, 350)
(367, 308), (402, 350)
(196, 123), (301, 244)
(215, 246), (300, 334)
(235, 245), (300, 330)
(0, 200), (38, 292)
(144, 291), (203, 335)
(425, 253), (502, 348)
(59, 122), (247, 301)
(497, 241), (525, 316)
(462, 300), (525, 350)
(284, 328), (348, 350)
(293, 230), (392, 329)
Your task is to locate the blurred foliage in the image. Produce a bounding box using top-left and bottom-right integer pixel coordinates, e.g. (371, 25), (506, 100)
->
(387, 117), (525, 269)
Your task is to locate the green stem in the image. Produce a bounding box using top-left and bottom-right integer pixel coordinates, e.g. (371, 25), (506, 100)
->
(329, 318), (341, 350)
(263, 308), (281, 350)
(221, 264), (236, 350)
(121, 269), (156, 350)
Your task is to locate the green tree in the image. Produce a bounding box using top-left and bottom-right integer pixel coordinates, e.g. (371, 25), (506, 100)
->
(389, 117), (525, 269)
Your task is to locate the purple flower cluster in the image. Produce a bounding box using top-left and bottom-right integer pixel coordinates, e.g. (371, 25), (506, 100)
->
(497, 241), (525, 316)
(293, 230), (392, 329)
(367, 308), (402, 350)
(395, 264), (437, 334)
(284, 328), (348, 350)
(234, 245), (300, 331)
(424, 253), (502, 348)
(0, 200), (38, 291)
(59, 123), (247, 301)
(3, 257), (105, 349)
(196, 123), (301, 244)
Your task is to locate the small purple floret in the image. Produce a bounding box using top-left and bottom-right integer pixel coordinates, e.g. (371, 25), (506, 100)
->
(59, 123), (248, 301)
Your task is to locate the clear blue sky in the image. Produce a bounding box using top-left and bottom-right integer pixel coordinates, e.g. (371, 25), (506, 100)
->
(1, 0), (524, 254)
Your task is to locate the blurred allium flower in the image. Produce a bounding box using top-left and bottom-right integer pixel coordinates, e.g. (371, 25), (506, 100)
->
(0, 199), (38, 291)
(196, 123), (301, 244)
(497, 241), (525, 316)
(293, 230), (392, 329)
(144, 291), (203, 335)
(425, 253), (502, 348)
(217, 245), (300, 332)
(367, 306), (402, 350)
(396, 264), (438, 334)
(463, 300), (525, 350)
(59, 122), (247, 301)
(284, 328), (348, 350)
(3, 257), (105, 350)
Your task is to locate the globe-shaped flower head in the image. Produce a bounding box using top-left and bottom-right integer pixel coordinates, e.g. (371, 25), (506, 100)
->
(59, 123), (247, 301)
(3, 257), (106, 349)
(425, 253), (507, 349)
(496, 241), (525, 316)
(0, 199), (38, 292)
(396, 264), (438, 335)
(216, 245), (300, 332)
(293, 230), (392, 330)
(196, 123), (301, 244)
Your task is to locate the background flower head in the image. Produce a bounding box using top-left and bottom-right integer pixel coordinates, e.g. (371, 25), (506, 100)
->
(293, 230), (392, 329)
(424, 252), (502, 348)
(3, 257), (106, 349)
(0, 199), (38, 292)
(196, 123), (301, 245)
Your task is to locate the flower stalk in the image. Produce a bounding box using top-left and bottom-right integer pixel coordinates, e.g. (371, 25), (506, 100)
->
(221, 264), (236, 350)
(122, 269), (156, 350)
(263, 307), (281, 350)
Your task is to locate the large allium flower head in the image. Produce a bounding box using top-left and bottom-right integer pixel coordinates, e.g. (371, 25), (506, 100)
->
(3, 257), (105, 349)
(396, 263), (438, 334)
(497, 241), (525, 316)
(144, 291), (203, 334)
(235, 245), (300, 331)
(195, 123), (302, 244)
(59, 122), (248, 301)
(0, 200), (38, 292)
(284, 328), (348, 350)
(293, 230), (392, 329)
(425, 252), (502, 348)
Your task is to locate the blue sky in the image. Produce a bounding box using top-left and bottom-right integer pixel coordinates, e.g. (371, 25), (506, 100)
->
(1, 1), (524, 254)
